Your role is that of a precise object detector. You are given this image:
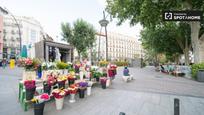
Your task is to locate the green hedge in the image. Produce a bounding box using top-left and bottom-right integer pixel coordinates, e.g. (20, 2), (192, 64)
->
(191, 62), (204, 79)
(113, 61), (129, 66)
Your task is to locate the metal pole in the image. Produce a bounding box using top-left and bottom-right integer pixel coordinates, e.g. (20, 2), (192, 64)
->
(105, 25), (108, 61)
(98, 27), (102, 61)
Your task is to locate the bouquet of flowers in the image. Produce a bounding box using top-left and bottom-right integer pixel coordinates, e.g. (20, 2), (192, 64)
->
(47, 74), (57, 86)
(52, 89), (66, 99)
(57, 75), (67, 82)
(78, 81), (88, 89)
(31, 93), (50, 104)
(24, 80), (36, 90)
(100, 77), (107, 84)
(67, 74), (75, 80)
(68, 84), (78, 94)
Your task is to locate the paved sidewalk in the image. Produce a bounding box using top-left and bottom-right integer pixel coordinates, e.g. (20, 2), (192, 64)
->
(0, 66), (204, 115)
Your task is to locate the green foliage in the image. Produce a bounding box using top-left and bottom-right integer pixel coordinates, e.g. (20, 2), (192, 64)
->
(56, 61), (68, 69)
(113, 61), (129, 66)
(106, 0), (204, 28)
(99, 60), (108, 67)
(93, 72), (102, 78)
(106, 0), (204, 64)
(191, 62), (204, 79)
(61, 19), (96, 58)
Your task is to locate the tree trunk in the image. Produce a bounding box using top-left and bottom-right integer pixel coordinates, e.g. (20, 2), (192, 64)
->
(190, 22), (202, 63)
(183, 48), (189, 65)
(184, 35), (189, 65)
(78, 51), (81, 61)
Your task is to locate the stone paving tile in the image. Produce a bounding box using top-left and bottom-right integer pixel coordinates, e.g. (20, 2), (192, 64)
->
(1, 67), (204, 115)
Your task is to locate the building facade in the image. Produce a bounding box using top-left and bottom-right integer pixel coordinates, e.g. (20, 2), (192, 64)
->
(95, 32), (142, 60)
(1, 15), (44, 59)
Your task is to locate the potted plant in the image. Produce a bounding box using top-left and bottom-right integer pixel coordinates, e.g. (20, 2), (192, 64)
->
(43, 75), (55, 95)
(37, 65), (42, 79)
(31, 93), (50, 115)
(87, 81), (93, 96)
(78, 81), (88, 98)
(93, 72), (102, 82)
(74, 63), (81, 73)
(68, 84), (78, 103)
(67, 74), (75, 86)
(52, 89), (66, 110)
(100, 77), (107, 89)
(57, 75), (67, 89)
(24, 80), (36, 100)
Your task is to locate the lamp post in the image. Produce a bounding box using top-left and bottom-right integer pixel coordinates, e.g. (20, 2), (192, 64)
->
(99, 11), (109, 61)
(1, 7), (22, 57)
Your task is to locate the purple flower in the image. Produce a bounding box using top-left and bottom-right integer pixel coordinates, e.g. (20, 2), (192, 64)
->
(79, 82), (88, 88)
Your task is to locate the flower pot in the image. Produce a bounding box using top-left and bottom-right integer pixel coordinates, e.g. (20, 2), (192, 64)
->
(55, 97), (64, 110)
(101, 83), (106, 89)
(26, 87), (36, 100)
(96, 77), (99, 82)
(80, 71), (84, 80)
(69, 94), (76, 103)
(106, 79), (111, 87)
(34, 102), (44, 115)
(68, 79), (75, 86)
(58, 81), (65, 89)
(43, 85), (51, 95)
(87, 87), (91, 96)
(79, 88), (86, 98)
(37, 71), (42, 79)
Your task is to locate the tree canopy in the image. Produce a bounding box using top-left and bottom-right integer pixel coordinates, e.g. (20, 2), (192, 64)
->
(61, 19), (96, 59)
(106, 0), (204, 63)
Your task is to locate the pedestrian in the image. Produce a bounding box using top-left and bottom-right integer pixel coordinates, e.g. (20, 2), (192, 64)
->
(123, 66), (130, 76)
(2, 58), (7, 69)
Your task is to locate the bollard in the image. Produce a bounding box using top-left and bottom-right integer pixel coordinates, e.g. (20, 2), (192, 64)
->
(119, 112), (125, 115)
(174, 98), (179, 115)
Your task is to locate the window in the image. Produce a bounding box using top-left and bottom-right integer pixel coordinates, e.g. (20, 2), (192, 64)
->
(11, 30), (15, 34)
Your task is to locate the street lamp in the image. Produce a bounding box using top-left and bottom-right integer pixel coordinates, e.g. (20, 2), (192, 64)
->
(1, 7), (22, 57)
(99, 11), (109, 61)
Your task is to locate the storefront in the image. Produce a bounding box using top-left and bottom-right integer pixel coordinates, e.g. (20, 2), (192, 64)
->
(35, 40), (74, 62)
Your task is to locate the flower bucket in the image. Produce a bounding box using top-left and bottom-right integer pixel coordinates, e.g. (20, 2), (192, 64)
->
(101, 82), (106, 89)
(79, 88), (86, 98)
(69, 94), (76, 103)
(43, 85), (51, 95)
(26, 87), (36, 100)
(34, 102), (45, 115)
(68, 79), (75, 86)
(96, 77), (99, 82)
(37, 71), (42, 79)
(87, 87), (91, 96)
(58, 81), (65, 89)
(80, 71), (84, 80)
(106, 79), (111, 87)
(55, 97), (64, 110)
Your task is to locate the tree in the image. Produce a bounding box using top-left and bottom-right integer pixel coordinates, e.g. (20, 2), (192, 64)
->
(141, 22), (191, 64)
(61, 19), (96, 60)
(106, 0), (204, 63)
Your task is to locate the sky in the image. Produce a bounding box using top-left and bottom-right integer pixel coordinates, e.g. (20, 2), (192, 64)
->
(0, 0), (143, 41)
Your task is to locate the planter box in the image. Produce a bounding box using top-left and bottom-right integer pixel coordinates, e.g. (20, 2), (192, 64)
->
(197, 69), (204, 82)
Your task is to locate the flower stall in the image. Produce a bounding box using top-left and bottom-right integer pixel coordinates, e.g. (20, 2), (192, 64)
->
(18, 59), (118, 112)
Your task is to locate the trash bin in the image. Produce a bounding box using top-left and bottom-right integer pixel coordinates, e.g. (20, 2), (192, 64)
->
(197, 69), (204, 82)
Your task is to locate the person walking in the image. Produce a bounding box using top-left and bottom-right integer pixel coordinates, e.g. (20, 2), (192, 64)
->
(2, 58), (7, 69)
